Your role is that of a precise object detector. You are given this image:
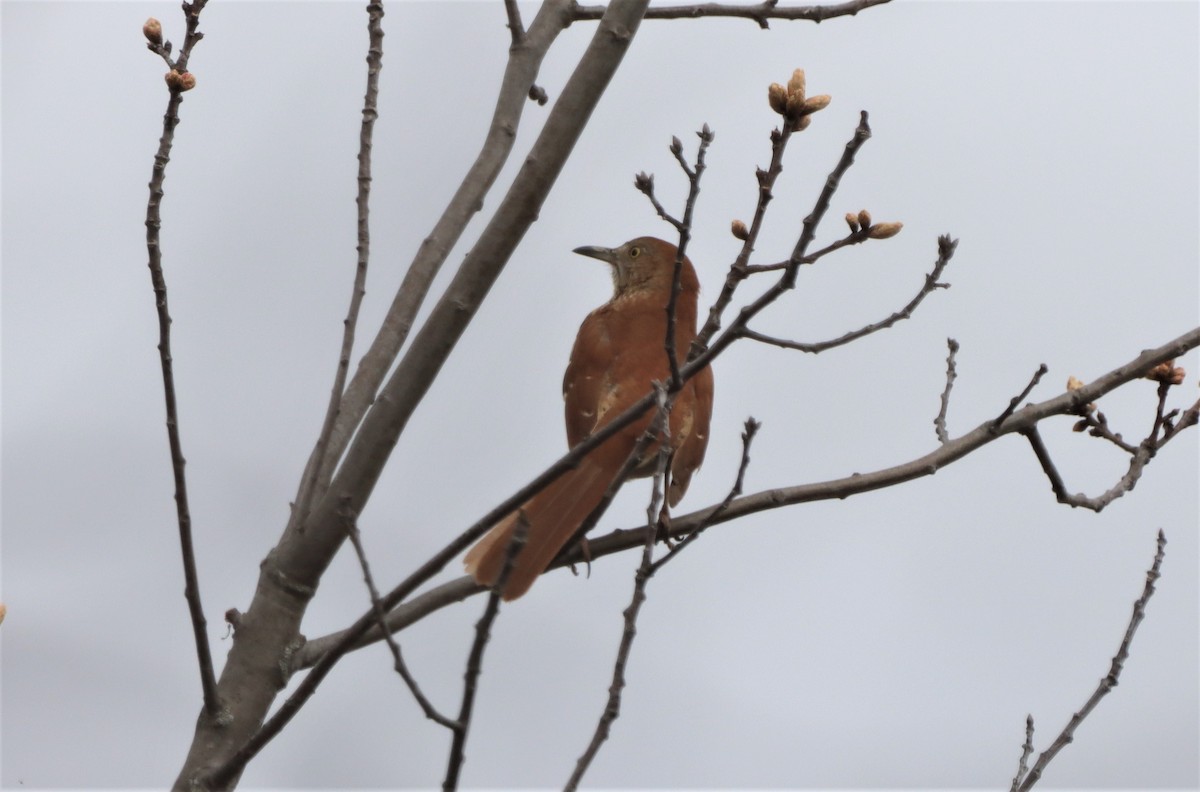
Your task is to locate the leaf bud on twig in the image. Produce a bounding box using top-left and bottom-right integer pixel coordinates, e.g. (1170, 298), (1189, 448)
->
(857, 209), (872, 228)
(802, 94), (831, 114)
(165, 70), (196, 92)
(845, 212), (860, 233)
(867, 221), (903, 239)
(143, 17), (163, 46)
(787, 68), (806, 102)
(768, 83), (788, 115)
(731, 220), (750, 240)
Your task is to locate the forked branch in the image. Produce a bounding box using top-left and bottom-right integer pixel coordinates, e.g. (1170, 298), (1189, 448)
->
(1011, 530), (1167, 791)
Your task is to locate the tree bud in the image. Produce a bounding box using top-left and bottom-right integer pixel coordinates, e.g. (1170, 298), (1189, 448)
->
(867, 222), (903, 239)
(787, 68), (806, 101)
(143, 17), (163, 45)
(768, 83), (788, 115)
(802, 94), (831, 113)
(731, 220), (750, 240)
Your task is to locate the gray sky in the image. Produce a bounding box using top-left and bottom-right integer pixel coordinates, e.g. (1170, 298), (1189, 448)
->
(2, 1), (1197, 788)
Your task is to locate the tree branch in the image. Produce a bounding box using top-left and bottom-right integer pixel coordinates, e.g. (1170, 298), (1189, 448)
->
(442, 515), (527, 792)
(292, 326), (1199, 669)
(737, 234), (955, 353)
(293, 0), (385, 527)
(287, 0), (576, 525)
(343, 503), (456, 729)
(1013, 530), (1167, 791)
(193, 6), (657, 785)
(663, 126), (713, 386)
(573, 0), (893, 27)
(564, 393), (675, 791)
(934, 337), (959, 444)
(142, 0), (218, 718)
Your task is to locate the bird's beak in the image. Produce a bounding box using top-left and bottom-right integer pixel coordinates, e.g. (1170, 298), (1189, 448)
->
(573, 245), (618, 264)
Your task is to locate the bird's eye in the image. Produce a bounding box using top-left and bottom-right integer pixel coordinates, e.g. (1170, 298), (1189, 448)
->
(628, 246), (641, 259)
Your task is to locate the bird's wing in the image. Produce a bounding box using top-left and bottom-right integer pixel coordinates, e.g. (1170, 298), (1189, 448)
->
(562, 307), (613, 448)
(668, 363), (714, 506)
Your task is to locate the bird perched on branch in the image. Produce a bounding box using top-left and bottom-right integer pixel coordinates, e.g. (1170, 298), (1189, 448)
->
(464, 237), (714, 600)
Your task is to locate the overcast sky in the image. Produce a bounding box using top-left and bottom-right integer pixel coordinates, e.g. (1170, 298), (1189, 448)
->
(2, 1), (1197, 789)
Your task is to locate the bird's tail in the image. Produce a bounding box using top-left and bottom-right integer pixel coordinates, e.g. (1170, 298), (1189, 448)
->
(464, 438), (630, 600)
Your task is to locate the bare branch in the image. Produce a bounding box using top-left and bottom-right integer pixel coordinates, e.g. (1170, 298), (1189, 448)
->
(739, 228), (868, 273)
(503, 0), (525, 43)
(574, 0), (893, 27)
(442, 515), (528, 792)
(934, 338), (959, 444)
(142, 0), (217, 718)
(1008, 715), (1035, 792)
(633, 171), (681, 229)
(664, 125), (714, 387)
(1023, 365), (1197, 512)
(779, 110), (872, 289)
(653, 416), (760, 571)
(198, 7), (660, 782)
(1014, 530), (1167, 792)
(1070, 407), (1139, 454)
(695, 125), (794, 352)
(292, 327), (1199, 668)
(294, 0), (385, 527)
(738, 233), (956, 353)
(993, 364), (1049, 431)
(343, 502), (456, 729)
(287, 0), (577, 526)
(565, 398), (674, 791)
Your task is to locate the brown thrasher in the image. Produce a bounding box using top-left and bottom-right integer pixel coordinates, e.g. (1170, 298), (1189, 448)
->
(464, 237), (715, 600)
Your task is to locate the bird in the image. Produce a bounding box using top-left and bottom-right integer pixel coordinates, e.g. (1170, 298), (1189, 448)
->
(464, 237), (715, 600)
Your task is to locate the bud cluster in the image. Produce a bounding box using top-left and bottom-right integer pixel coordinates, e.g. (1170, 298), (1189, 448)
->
(165, 70), (197, 92)
(1145, 360), (1186, 386)
(844, 208), (903, 239)
(768, 69), (830, 132)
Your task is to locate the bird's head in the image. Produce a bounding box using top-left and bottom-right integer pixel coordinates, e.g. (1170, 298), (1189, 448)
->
(573, 236), (698, 299)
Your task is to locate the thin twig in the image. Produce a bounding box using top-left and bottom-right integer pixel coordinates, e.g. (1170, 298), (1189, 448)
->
(293, 328), (1199, 669)
(1148, 379), (1172, 442)
(779, 110), (873, 289)
(652, 416), (760, 571)
(739, 229), (869, 274)
(662, 125), (714, 387)
(142, 0), (218, 717)
(633, 172), (681, 230)
(1008, 715), (1035, 792)
(442, 513), (528, 792)
(573, 0), (893, 28)
(934, 338), (959, 444)
(738, 234), (956, 353)
(342, 501), (456, 729)
(294, 0), (385, 528)
(503, 0), (525, 43)
(1071, 408), (1139, 454)
(1014, 530), (1167, 792)
(992, 364), (1049, 430)
(694, 124), (793, 354)
(564, 398), (673, 792)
